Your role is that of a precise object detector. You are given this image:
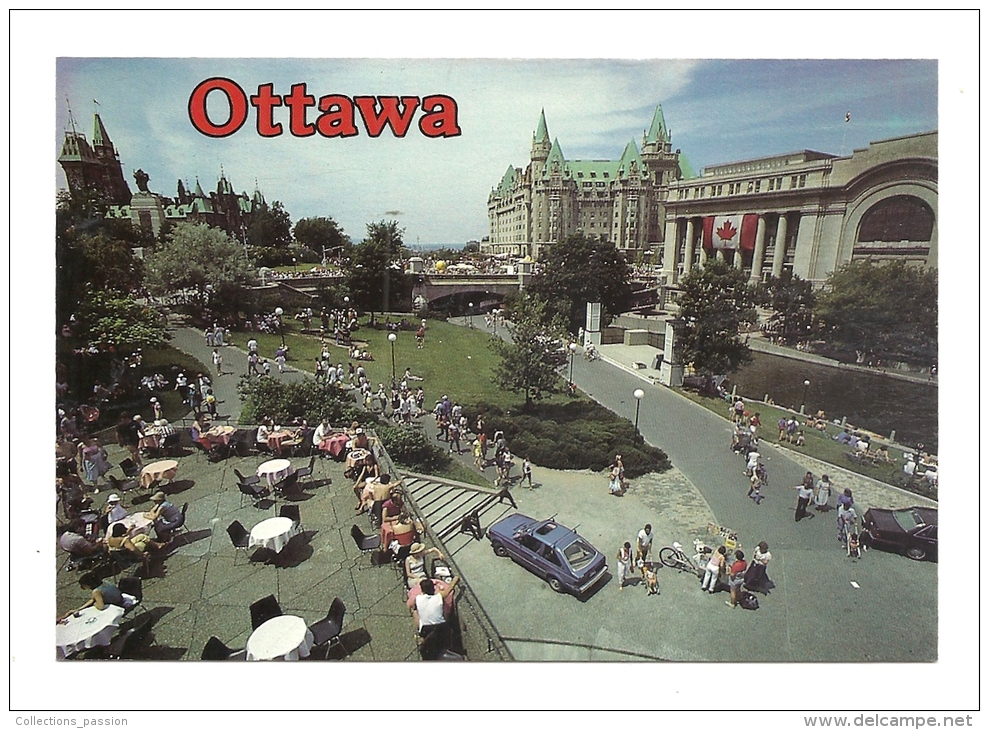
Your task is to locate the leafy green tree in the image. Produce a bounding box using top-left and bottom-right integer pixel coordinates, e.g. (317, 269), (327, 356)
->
(760, 271), (816, 344)
(815, 260), (937, 365)
(491, 293), (568, 409)
(293, 216), (350, 259)
(676, 260), (758, 375)
(247, 200), (293, 249)
(144, 222), (255, 315)
(345, 220), (409, 313)
(74, 289), (167, 353)
(527, 233), (633, 333)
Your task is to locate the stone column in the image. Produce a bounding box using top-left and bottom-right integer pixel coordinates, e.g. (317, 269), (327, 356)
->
(733, 249), (743, 269)
(699, 244), (708, 269)
(771, 213), (789, 278)
(716, 249), (725, 263)
(749, 215), (767, 284)
(682, 219), (695, 277)
(662, 217), (679, 284)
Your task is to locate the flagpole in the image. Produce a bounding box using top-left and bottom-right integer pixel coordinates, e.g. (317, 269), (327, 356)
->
(840, 111), (850, 156)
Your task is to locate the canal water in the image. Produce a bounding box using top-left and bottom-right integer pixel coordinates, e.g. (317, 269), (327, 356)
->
(728, 351), (938, 453)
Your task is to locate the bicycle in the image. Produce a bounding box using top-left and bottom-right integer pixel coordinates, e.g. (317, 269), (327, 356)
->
(658, 539), (710, 578)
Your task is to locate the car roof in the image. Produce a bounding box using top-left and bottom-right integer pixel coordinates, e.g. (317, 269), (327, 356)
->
(530, 520), (580, 548)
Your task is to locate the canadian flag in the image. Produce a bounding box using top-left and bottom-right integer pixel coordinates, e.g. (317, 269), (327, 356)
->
(702, 214), (758, 251)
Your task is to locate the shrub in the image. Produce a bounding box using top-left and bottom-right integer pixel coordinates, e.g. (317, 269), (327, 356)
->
(477, 399), (671, 478)
(237, 376), (368, 426)
(376, 424), (452, 473)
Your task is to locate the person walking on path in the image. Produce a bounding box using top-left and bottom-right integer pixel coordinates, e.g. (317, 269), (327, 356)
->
(635, 524), (653, 563)
(521, 457), (533, 488)
(814, 474), (833, 512)
(212, 348), (223, 376)
(726, 550), (748, 608)
(837, 501), (857, 547)
(794, 481), (815, 522)
(616, 542), (634, 591)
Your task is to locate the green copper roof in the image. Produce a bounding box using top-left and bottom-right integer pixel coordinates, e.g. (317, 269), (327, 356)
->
(678, 154), (695, 179)
(93, 114), (111, 148)
(535, 109), (549, 143)
(496, 165), (517, 195)
(645, 104), (670, 145)
(615, 140), (646, 178)
(543, 138), (568, 177)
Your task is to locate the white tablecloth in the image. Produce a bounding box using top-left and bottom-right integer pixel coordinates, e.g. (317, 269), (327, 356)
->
(56, 605), (126, 658)
(257, 459), (294, 488)
(110, 513), (153, 537)
(249, 517), (300, 554)
(141, 459), (179, 489)
(245, 615), (314, 661)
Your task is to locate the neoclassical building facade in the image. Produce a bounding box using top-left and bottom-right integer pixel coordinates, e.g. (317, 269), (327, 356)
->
(485, 107), (687, 258)
(661, 131), (937, 287)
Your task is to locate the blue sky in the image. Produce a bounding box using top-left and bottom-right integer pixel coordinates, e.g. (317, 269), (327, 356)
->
(55, 56), (936, 246)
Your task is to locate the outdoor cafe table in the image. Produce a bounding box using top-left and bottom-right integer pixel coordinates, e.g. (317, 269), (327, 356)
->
(56, 605), (126, 659)
(318, 432), (350, 458)
(140, 459), (179, 489)
(257, 459), (294, 488)
(406, 578), (455, 617)
(345, 448), (370, 470)
(249, 516), (300, 554)
(109, 513), (153, 538)
(245, 615), (314, 661)
(267, 429), (299, 454)
(200, 424), (235, 450)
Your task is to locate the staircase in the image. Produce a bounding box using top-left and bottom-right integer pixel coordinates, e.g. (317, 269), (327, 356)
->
(399, 471), (516, 556)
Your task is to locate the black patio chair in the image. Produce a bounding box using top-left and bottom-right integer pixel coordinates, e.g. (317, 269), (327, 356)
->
(350, 524), (381, 566)
(308, 598), (346, 658)
(250, 594), (283, 630)
(238, 481), (270, 508)
(105, 613), (153, 660)
(278, 504), (301, 529)
(226, 520), (252, 563)
(201, 636), (246, 660)
(107, 473), (138, 493)
(234, 468), (261, 488)
(118, 576), (147, 616)
(119, 459), (140, 478)
(294, 456), (316, 485)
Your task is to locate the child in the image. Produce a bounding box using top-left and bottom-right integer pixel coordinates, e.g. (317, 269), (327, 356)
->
(847, 532), (862, 559)
(641, 561), (659, 595)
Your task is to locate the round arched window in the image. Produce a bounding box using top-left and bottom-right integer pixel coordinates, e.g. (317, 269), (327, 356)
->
(858, 195), (934, 243)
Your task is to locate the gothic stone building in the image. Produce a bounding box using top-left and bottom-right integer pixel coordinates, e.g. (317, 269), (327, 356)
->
(485, 107), (687, 259)
(59, 111), (263, 240)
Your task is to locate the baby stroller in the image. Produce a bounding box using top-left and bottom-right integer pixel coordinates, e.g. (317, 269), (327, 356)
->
(731, 429), (752, 455)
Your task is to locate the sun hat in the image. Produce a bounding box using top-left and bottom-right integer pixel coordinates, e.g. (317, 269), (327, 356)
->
(410, 543), (425, 555)
(151, 491), (166, 502)
(107, 494), (121, 503)
(150, 397), (157, 403)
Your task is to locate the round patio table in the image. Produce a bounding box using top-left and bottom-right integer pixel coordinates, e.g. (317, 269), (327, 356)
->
(204, 425), (235, 444)
(109, 513), (153, 538)
(345, 448), (370, 470)
(140, 459), (178, 489)
(245, 615), (314, 661)
(56, 605), (126, 659)
(249, 516), (300, 554)
(257, 458), (294, 488)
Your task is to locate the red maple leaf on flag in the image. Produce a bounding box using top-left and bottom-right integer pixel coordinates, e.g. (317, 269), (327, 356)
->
(716, 219), (738, 243)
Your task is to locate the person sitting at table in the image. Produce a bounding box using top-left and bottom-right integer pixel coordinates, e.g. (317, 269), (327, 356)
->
(59, 521), (106, 565)
(145, 491), (184, 543)
(351, 452), (379, 490)
(256, 419), (273, 450)
(349, 427), (370, 452)
(391, 512), (422, 549)
(190, 413), (208, 447)
(381, 489), (406, 525)
(312, 418), (333, 450)
(58, 573), (127, 622)
(405, 542), (444, 587)
(358, 473), (393, 514)
(411, 576), (460, 659)
(103, 494), (128, 525)
(105, 521), (156, 562)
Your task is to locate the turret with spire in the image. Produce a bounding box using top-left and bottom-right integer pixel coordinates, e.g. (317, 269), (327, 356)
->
(530, 109), (552, 179)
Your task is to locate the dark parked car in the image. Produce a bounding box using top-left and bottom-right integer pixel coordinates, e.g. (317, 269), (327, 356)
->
(861, 506), (937, 561)
(487, 513), (608, 596)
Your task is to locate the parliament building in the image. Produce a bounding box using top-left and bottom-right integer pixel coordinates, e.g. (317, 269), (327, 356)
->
(486, 106), (937, 288)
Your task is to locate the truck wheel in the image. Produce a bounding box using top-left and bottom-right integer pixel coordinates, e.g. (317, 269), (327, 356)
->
(493, 544), (509, 558)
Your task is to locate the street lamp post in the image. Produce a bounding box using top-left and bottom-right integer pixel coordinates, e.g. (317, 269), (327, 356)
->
(633, 388), (645, 431)
(466, 301), (473, 327)
(274, 306), (285, 347)
(568, 342), (578, 384)
(388, 332), (397, 387)
(492, 309), (500, 337)
(801, 379), (810, 415)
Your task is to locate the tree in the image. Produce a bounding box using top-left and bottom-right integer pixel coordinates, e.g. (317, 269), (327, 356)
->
(815, 260), (937, 365)
(676, 260), (758, 375)
(345, 220), (409, 313)
(73, 289), (168, 354)
(527, 233), (633, 333)
(491, 293), (568, 409)
(144, 222), (255, 315)
(760, 271), (816, 344)
(247, 200), (293, 249)
(293, 216), (350, 259)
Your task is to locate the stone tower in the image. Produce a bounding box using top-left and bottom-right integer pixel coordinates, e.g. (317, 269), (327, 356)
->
(58, 108), (132, 205)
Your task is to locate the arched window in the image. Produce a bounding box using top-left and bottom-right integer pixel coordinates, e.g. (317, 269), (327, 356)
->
(858, 196), (934, 243)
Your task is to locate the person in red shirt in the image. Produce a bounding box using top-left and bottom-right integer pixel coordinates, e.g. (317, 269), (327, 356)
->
(726, 550), (748, 608)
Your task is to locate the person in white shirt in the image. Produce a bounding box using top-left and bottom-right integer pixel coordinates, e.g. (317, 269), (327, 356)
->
(312, 419), (332, 448)
(636, 524), (654, 562)
(412, 575), (459, 658)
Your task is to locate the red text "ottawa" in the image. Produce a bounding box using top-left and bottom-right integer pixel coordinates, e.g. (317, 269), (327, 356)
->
(188, 78), (461, 139)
